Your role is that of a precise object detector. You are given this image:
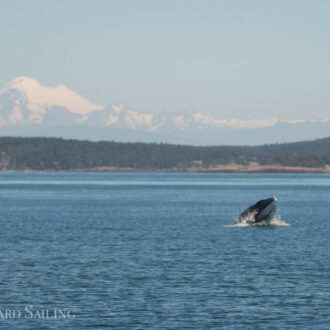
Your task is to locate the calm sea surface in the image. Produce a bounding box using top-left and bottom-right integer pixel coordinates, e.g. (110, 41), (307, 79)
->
(0, 173), (329, 329)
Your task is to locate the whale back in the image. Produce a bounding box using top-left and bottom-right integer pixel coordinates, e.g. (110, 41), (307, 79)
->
(235, 197), (276, 224)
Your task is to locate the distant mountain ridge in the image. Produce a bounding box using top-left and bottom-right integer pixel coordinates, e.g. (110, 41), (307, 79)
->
(0, 76), (329, 145)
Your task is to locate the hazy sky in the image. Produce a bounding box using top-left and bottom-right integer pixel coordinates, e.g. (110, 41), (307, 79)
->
(1, 0), (329, 120)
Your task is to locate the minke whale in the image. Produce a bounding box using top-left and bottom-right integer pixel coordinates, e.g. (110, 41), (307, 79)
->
(234, 197), (277, 225)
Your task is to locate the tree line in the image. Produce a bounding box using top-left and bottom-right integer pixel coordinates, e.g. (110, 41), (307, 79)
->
(0, 136), (329, 171)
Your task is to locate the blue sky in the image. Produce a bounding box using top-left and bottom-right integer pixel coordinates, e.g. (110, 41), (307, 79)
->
(0, 0), (329, 120)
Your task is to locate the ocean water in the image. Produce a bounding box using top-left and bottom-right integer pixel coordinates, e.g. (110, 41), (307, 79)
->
(0, 172), (329, 329)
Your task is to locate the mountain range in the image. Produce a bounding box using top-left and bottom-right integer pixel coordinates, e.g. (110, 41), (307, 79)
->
(0, 76), (329, 145)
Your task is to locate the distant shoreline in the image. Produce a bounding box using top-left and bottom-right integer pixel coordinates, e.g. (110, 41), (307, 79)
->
(76, 164), (330, 173)
(0, 136), (329, 173)
(1, 164), (329, 174)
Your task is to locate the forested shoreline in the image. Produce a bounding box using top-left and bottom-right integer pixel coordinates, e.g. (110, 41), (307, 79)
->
(0, 136), (329, 172)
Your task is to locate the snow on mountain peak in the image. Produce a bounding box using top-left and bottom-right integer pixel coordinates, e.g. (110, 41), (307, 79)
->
(0, 77), (329, 144)
(0, 76), (104, 115)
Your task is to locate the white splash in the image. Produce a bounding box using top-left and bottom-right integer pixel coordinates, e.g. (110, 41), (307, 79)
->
(224, 215), (289, 227)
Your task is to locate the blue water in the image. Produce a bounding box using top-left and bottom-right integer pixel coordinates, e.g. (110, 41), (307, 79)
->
(0, 173), (329, 329)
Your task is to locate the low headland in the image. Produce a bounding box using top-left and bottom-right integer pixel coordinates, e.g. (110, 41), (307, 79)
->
(0, 136), (329, 173)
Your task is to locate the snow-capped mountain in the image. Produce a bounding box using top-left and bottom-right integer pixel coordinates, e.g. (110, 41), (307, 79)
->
(0, 76), (329, 145)
(0, 77), (104, 126)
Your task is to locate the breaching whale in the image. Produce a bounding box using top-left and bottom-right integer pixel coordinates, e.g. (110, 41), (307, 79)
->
(234, 197), (277, 225)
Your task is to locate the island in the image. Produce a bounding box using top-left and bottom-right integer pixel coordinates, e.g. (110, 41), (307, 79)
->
(0, 136), (329, 173)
